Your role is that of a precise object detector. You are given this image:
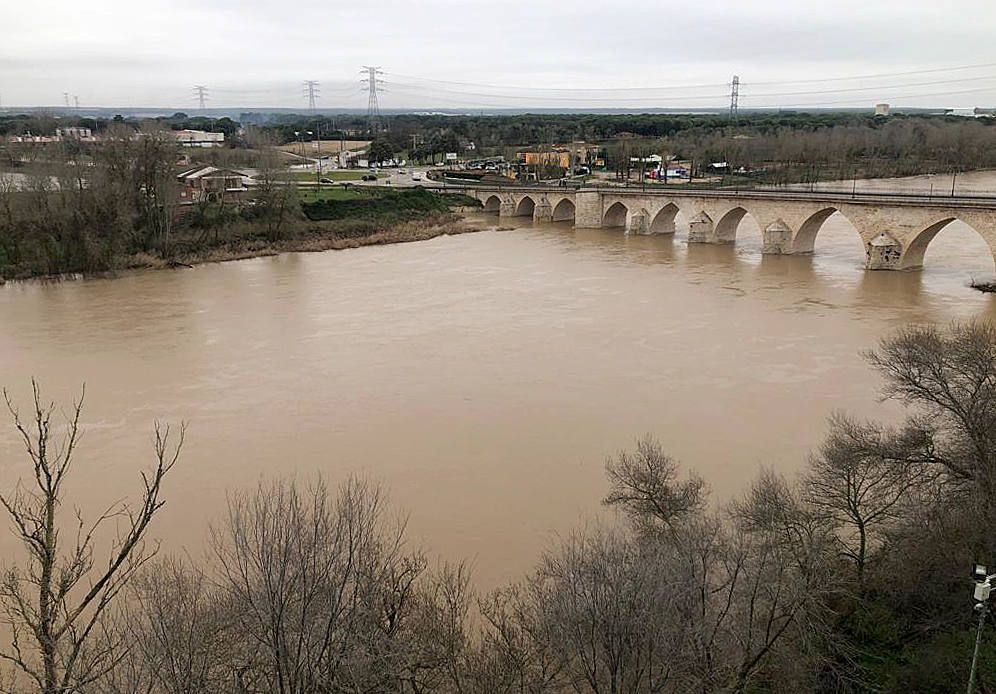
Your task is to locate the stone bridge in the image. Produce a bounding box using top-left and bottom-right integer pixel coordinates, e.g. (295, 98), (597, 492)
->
(460, 185), (996, 270)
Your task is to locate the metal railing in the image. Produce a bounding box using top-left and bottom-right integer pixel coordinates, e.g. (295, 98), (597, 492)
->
(426, 178), (996, 207)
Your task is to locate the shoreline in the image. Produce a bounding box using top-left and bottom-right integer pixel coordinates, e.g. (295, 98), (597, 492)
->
(0, 212), (488, 286)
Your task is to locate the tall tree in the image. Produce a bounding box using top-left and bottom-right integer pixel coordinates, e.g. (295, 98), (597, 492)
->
(0, 382), (182, 694)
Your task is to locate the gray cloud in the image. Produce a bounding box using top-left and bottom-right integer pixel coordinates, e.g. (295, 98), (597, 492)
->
(1, 0), (994, 109)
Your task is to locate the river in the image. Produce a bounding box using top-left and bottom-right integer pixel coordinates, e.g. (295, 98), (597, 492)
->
(2, 197), (996, 587)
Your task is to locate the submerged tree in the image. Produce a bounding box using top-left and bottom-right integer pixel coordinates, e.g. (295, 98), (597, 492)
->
(0, 381), (182, 694)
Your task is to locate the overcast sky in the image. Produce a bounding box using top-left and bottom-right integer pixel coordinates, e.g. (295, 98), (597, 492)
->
(3, 0), (996, 110)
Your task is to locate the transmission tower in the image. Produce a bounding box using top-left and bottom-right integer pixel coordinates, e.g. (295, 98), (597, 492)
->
(303, 80), (320, 111)
(729, 75), (740, 122)
(73, 95), (79, 111)
(63, 92), (70, 108)
(193, 85), (209, 110)
(361, 66), (384, 133)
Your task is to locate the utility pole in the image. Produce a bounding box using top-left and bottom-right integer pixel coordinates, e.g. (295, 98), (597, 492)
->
(303, 80), (320, 112)
(193, 85), (208, 111)
(316, 123), (323, 182)
(361, 66), (384, 134)
(968, 564), (995, 694)
(729, 75), (740, 123)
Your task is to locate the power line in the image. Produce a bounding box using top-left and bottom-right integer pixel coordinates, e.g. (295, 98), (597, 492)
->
(303, 80), (320, 111)
(361, 66), (384, 132)
(730, 75), (740, 122)
(746, 84), (996, 109)
(192, 85), (209, 110)
(746, 61), (996, 86)
(387, 72), (731, 93)
(385, 61), (996, 94)
(382, 73), (996, 106)
(743, 74), (996, 99)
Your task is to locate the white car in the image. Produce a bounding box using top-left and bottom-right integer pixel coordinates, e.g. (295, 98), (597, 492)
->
(411, 173), (422, 181)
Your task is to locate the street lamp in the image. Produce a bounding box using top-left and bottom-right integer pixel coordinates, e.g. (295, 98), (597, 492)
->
(968, 563), (994, 693)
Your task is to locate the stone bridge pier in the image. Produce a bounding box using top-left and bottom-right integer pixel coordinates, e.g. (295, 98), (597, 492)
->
(466, 188), (996, 273)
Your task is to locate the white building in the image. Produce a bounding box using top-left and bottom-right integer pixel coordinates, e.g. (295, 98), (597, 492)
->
(55, 127), (93, 138)
(944, 107), (994, 118)
(173, 130), (225, 147)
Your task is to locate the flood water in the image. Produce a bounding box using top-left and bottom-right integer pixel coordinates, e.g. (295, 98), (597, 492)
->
(2, 200), (996, 588)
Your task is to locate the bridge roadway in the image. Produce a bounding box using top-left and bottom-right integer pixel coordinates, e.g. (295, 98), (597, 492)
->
(435, 182), (996, 271)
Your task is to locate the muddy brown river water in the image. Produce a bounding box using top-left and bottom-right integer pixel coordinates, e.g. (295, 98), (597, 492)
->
(3, 188), (996, 587)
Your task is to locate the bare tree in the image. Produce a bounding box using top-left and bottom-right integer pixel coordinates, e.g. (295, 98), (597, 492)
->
(133, 125), (181, 258)
(728, 470), (835, 693)
(473, 578), (565, 694)
(115, 557), (231, 694)
(603, 435), (706, 535)
(537, 524), (692, 694)
(405, 560), (474, 694)
(863, 322), (996, 490)
(210, 475), (427, 694)
(804, 413), (937, 584)
(246, 133), (298, 243)
(0, 381), (182, 694)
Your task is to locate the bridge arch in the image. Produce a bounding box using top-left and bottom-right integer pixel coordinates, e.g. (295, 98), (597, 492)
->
(715, 207), (749, 242)
(793, 208), (837, 253)
(603, 201), (628, 228)
(650, 203), (680, 234)
(515, 196), (536, 217)
(901, 217), (996, 271)
(483, 195), (501, 213)
(552, 198), (576, 222)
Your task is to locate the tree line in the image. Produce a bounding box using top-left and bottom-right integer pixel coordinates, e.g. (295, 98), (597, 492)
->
(3, 320), (996, 693)
(0, 128), (311, 279)
(263, 112), (996, 183)
(0, 124), (182, 275)
(6, 111), (995, 184)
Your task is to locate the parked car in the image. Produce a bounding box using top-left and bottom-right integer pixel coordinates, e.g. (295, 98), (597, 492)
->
(362, 174), (377, 181)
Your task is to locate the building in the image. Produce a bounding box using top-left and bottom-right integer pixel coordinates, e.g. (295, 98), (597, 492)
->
(55, 127), (93, 138)
(875, 103), (890, 116)
(518, 143), (602, 170)
(173, 130), (225, 148)
(944, 107), (995, 118)
(519, 150), (570, 168)
(176, 166), (247, 203)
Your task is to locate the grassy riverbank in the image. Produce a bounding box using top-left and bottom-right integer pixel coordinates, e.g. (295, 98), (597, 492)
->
(133, 210), (484, 271)
(0, 188), (484, 283)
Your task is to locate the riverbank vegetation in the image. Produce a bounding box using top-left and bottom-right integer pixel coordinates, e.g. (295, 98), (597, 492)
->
(0, 126), (481, 281)
(3, 321), (996, 693)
